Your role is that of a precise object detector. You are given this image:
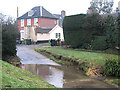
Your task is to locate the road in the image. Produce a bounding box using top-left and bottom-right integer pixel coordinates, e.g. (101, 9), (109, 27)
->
(17, 45), (60, 66)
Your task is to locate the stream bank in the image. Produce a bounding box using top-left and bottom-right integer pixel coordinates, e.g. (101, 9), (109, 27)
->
(35, 48), (119, 87)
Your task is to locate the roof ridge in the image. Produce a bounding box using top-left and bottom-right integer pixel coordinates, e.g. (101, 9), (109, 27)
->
(17, 6), (58, 19)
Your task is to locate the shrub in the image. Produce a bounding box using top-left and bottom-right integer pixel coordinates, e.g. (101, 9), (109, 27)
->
(103, 59), (120, 77)
(2, 16), (18, 61)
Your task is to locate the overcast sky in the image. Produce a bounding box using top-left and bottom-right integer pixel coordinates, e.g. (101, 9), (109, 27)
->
(0, 0), (119, 18)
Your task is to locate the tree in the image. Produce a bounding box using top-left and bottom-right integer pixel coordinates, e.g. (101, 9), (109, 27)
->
(90, 0), (114, 14)
(103, 15), (116, 49)
(1, 14), (19, 60)
(116, 14), (120, 48)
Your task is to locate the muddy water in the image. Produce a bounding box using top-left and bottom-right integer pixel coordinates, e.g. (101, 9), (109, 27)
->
(20, 64), (116, 88)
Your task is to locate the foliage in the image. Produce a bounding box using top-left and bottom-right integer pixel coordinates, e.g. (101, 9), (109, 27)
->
(2, 15), (19, 60)
(2, 60), (55, 88)
(90, 0), (114, 14)
(103, 58), (120, 77)
(91, 36), (107, 50)
(117, 14), (120, 47)
(63, 13), (120, 50)
(63, 14), (104, 49)
(103, 15), (117, 49)
(63, 14), (87, 48)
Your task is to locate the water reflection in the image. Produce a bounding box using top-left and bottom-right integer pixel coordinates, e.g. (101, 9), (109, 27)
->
(20, 64), (116, 88)
(20, 64), (64, 88)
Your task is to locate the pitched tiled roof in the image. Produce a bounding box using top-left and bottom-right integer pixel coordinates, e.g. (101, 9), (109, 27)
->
(17, 6), (57, 19)
(36, 27), (52, 33)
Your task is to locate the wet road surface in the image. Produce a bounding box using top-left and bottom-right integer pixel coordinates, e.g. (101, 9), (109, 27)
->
(17, 45), (60, 66)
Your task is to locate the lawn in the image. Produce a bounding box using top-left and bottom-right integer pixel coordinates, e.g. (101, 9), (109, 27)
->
(1, 60), (56, 88)
(35, 47), (118, 65)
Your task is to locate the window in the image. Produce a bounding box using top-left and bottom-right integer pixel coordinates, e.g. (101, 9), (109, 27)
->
(28, 10), (34, 16)
(54, 21), (56, 25)
(56, 33), (61, 38)
(34, 18), (38, 25)
(21, 19), (24, 27)
(27, 19), (31, 26)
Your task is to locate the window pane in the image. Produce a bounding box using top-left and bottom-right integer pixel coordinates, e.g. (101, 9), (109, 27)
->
(59, 33), (61, 38)
(56, 33), (57, 38)
(21, 19), (24, 27)
(34, 18), (38, 25)
(27, 19), (31, 25)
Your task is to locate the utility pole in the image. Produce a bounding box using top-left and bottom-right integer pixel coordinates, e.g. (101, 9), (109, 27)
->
(17, 6), (19, 18)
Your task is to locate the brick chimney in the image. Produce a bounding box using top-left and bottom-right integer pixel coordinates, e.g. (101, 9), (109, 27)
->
(87, 7), (93, 14)
(61, 10), (66, 17)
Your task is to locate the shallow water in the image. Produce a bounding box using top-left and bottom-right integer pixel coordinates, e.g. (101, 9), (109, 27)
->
(20, 64), (116, 88)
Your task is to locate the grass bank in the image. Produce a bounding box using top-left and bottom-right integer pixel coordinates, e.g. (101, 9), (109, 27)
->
(1, 60), (56, 88)
(35, 47), (119, 86)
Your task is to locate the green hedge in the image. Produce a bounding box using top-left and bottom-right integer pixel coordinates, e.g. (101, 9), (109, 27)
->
(63, 14), (104, 49)
(63, 14), (119, 50)
(91, 36), (107, 50)
(63, 14), (90, 48)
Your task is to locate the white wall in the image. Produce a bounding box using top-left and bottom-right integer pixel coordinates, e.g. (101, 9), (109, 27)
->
(49, 25), (64, 41)
(37, 33), (50, 41)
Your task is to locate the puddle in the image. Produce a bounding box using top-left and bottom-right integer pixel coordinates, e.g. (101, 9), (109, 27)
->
(20, 64), (116, 88)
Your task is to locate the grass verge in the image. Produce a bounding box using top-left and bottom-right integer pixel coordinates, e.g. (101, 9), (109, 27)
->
(35, 47), (119, 86)
(1, 60), (56, 88)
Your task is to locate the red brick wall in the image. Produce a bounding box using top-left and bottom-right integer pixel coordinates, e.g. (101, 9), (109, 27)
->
(18, 18), (57, 32)
(24, 19), (27, 26)
(18, 19), (24, 32)
(39, 18), (57, 28)
(31, 19), (34, 26)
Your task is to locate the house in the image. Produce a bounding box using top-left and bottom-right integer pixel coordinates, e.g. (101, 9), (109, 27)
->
(24, 25), (64, 42)
(17, 6), (65, 42)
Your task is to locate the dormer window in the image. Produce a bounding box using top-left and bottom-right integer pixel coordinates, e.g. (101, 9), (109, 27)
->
(28, 10), (34, 16)
(60, 17), (62, 19)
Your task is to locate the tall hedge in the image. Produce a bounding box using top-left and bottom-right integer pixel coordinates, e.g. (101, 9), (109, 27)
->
(2, 22), (18, 60)
(63, 14), (85, 48)
(63, 13), (120, 50)
(91, 36), (107, 50)
(63, 14), (103, 48)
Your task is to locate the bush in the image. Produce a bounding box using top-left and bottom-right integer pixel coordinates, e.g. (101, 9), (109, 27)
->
(103, 59), (120, 77)
(2, 17), (18, 60)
